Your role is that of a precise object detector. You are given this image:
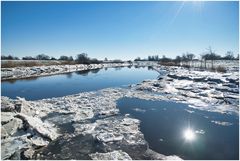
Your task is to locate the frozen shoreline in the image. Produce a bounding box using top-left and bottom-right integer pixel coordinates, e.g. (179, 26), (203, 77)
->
(1, 61), (160, 81)
(1, 65), (239, 160)
(134, 66), (239, 114)
(1, 63), (130, 81)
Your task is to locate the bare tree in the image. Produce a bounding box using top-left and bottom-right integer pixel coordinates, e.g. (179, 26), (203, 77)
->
(36, 54), (50, 60)
(224, 51), (234, 60)
(68, 56), (73, 61)
(186, 52), (195, 67)
(206, 47), (216, 69)
(22, 56), (36, 60)
(181, 53), (188, 66)
(59, 55), (73, 61)
(200, 53), (206, 69)
(174, 56), (182, 66)
(2, 55), (19, 60)
(134, 57), (141, 61)
(59, 56), (69, 60)
(202, 47), (221, 69)
(75, 53), (90, 64)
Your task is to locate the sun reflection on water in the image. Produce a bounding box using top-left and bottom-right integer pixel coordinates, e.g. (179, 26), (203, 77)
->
(183, 128), (196, 141)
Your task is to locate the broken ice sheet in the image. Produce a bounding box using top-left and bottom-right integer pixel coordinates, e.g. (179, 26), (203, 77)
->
(132, 108), (146, 113)
(195, 129), (205, 134)
(211, 120), (233, 126)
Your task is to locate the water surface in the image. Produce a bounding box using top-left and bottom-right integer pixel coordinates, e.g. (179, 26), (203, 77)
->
(1, 67), (158, 100)
(118, 97), (239, 160)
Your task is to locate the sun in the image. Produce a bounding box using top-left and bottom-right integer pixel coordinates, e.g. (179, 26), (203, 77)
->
(170, 1), (204, 25)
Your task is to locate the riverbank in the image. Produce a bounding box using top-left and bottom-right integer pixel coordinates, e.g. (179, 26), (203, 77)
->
(1, 62), (160, 81)
(1, 65), (239, 160)
(1, 63), (127, 81)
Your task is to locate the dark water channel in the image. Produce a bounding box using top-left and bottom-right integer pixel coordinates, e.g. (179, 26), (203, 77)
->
(1, 67), (158, 100)
(117, 97), (239, 160)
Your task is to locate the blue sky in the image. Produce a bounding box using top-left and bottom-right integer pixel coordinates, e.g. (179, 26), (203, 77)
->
(1, 1), (239, 60)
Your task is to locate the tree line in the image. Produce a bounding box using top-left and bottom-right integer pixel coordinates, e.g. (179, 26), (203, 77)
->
(1, 53), (101, 64)
(1, 53), (125, 64)
(135, 47), (238, 68)
(2, 47), (238, 67)
(1, 54), (74, 61)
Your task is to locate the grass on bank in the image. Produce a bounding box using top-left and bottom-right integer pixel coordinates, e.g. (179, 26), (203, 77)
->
(1, 60), (78, 68)
(159, 61), (227, 73)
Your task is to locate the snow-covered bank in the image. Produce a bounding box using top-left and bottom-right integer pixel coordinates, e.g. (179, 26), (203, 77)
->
(1, 61), (160, 81)
(182, 60), (239, 72)
(1, 63), (133, 80)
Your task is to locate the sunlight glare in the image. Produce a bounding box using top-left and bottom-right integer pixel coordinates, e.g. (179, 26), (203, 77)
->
(192, 1), (204, 13)
(184, 128), (196, 141)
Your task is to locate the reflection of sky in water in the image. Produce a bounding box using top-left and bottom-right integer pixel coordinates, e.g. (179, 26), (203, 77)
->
(118, 97), (239, 160)
(1, 67), (158, 100)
